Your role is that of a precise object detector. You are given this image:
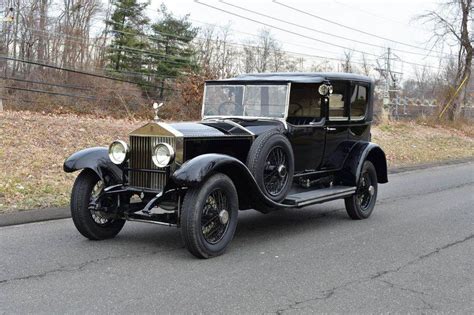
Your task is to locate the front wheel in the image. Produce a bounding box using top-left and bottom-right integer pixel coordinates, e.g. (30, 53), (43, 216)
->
(344, 161), (378, 220)
(70, 169), (125, 240)
(180, 173), (239, 258)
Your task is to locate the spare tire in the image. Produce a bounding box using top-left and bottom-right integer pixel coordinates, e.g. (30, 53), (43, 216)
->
(246, 130), (294, 202)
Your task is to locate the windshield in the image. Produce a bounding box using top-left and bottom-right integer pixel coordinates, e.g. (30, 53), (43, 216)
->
(202, 84), (289, 118)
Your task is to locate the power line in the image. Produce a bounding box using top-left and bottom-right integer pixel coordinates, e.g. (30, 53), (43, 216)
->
(221, 0), (450, 60)
(17, 27), (194, 68)
(189, 17), (345, 57)
(194, 0), (378, 57)
(194, 0), (443, 71)
(4, 86), (97, 100)
(272, 0), (449, 57)
(20, 22), (363, 72)
(197, 37), (378, 67)
(0, 76), (90, 91)
(12, 8), (377, 71)
(333, 0), (431, 32)
(0, 55), (177, 90)
(0, 75), (157, 94)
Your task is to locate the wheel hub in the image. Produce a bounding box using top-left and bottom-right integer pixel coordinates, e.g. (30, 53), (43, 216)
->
(368, 185), (375, 196)
(219, 209), (229, 225)
(277, 165), (287, 178)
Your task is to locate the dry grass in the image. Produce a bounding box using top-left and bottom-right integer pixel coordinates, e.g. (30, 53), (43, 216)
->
(0, 110), (473, 213)
(372, 120), (473, 167)
(0, 111), (141, 212)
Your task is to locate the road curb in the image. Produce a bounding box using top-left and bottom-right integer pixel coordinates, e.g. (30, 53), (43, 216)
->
(388, 157), (473, 174)
(0, 158), (472, 227)
(0, 207), (69, 227)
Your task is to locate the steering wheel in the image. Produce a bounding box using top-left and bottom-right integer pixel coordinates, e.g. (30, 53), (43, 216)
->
(218, 101), (238, 115)
(290, 102), (304, 116)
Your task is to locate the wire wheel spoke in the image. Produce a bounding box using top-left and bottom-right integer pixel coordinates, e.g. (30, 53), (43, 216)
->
(89, 180), (111, 225)
(201, 189), (230, 244)
(263, 147), (289, 196)
(358, 172), (372, 211)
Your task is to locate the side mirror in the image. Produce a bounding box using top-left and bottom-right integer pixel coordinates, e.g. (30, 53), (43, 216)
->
(318, 84), (333, 96)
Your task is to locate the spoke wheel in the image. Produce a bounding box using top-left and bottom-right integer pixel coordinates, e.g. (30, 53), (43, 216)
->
(357, 171), (374, 212)
(263, 147), (289, 197)
(89, 180), (111, 226)
(344, 161), (378, 220)
(181, 173), (238, 259)
(71, 170), (125, 240)
(246, 130), (294, 202)
(201, 189), (230, 245)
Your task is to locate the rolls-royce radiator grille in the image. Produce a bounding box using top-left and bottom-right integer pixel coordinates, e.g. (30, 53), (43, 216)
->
(129, 135), (176, 190)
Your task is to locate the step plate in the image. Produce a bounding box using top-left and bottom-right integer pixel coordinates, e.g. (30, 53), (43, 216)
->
(283, 186), (356, 208)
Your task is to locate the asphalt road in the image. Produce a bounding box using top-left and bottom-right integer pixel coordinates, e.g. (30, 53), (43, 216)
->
(1, 162), (473, 314)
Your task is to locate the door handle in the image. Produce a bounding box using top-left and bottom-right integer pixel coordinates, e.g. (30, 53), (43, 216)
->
(327, 127), (337, 131)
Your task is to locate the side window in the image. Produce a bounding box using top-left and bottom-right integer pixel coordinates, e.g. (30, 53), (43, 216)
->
(350, 85), (368, 120)
(328, 81), (349, 121)
(287, 83), (322, 125)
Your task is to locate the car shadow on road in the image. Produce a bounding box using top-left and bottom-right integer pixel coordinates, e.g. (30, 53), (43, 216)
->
(111, 201), (352, 258)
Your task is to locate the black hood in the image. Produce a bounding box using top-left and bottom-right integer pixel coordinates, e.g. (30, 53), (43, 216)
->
(168, 119), (284, 138)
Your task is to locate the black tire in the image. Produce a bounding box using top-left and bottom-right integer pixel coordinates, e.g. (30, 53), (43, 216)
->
(180, 173), (238, 259)
(246, 130), (294, 202)
(345, 161), (378, 220)
(71, 169), (125, 240)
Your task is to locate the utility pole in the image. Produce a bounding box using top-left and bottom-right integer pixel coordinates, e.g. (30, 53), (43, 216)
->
(375, 47), (403, 119)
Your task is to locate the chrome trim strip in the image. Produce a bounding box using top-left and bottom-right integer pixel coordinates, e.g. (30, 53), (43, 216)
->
(222, 119), (255, 136)
(124, 216), (177, 227)
(295, 189), (356, 207)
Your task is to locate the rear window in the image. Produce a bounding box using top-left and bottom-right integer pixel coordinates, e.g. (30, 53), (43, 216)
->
(350, 85), (368, 120)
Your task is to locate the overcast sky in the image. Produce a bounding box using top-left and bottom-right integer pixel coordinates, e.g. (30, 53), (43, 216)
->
(142, 0), (452, 79)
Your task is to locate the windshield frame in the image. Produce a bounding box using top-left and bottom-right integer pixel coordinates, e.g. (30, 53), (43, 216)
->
(201, 82), (291, 121)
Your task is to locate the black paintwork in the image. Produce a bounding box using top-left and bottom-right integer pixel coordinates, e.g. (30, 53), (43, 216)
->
(63, 147), (123, 184)
(171, 153), (290, 212)
(64, 72), (388, 217)
(207, 72), (373, 84)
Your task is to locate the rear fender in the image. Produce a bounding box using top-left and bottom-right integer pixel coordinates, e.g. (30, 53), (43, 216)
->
(170, 153), (284, 211)
(339, 142), (388, 186)
(63, 147), (123, 184)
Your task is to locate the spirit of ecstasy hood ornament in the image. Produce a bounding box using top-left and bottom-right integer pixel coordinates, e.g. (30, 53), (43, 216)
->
(153, 102), (164, 122)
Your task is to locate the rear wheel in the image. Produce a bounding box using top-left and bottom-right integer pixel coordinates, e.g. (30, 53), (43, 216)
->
(70, 170), (125, 240)
(345, 161), (378, 220)
(180, 173), (238, 258)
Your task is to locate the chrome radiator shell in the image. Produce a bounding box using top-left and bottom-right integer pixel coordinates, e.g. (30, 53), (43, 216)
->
(127, 122), (183, 191)
(128, 135), (176, 190)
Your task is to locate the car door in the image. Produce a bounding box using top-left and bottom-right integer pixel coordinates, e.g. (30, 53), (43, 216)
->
(288, 121), (326, 172)
(286, 83), (326, 172)
(320, 81), (351, 170)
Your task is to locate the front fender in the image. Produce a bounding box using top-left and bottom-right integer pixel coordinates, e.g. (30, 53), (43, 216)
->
(171, 154), (287, 211)
(339, 142), (388, 186)
(63, 147), (123, 183)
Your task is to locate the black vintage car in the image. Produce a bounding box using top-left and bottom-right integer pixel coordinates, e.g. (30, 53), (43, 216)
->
(64, 72), (388, 258)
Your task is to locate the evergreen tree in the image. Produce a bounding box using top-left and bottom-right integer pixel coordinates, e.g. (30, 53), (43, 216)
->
(149, 4), (199, 97)
(107, 0), (150, 76)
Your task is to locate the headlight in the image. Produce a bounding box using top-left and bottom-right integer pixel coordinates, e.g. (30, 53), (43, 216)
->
(108, 140), (129, 165)
(152, 143), (175, 168)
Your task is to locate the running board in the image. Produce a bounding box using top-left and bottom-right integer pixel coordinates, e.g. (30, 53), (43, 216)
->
(283, 186), (356, 208)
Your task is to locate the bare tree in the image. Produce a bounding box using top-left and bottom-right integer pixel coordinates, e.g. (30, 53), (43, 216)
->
(341, 50), (353, 73)
(360, 53), (371, 76)
(310, 60), (334, 72)
(419, 0), (473, 120)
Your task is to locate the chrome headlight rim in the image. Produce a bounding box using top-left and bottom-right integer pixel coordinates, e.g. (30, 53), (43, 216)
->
(108, 140), (129, 165)
(152, 142), (175, 168)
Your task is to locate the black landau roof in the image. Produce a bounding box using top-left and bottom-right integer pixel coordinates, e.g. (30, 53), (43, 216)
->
(206, 72), (373, 84)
